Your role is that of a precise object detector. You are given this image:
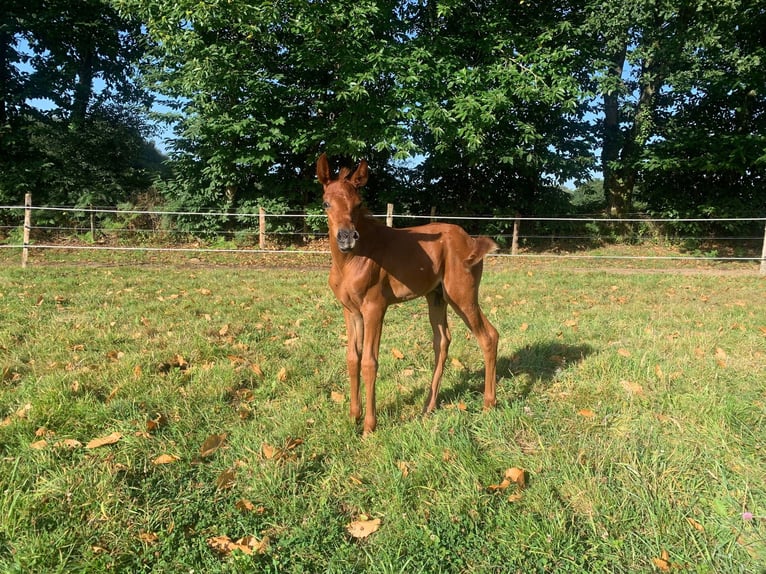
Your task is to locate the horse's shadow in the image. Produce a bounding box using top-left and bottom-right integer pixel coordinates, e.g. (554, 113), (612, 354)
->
(392, 341), (596, 411)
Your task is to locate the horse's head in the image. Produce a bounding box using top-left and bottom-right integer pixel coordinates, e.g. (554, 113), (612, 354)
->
(316, 153), (368, 253)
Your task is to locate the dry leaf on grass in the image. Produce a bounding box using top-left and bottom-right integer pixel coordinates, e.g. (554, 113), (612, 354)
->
(206, 534), (268, 556)
(216, 467), (237, 490)
(251, 364), (265, 378)
(199, 433), (227, 458)
(54, 439), (82, 449)
(620, 380), (645, 396)
(451, 357), (465, 370)
(686, 517), (704, 533)
(262, 437), (303, 461)
(138, 532), (158, 545)
(235, 499), (265, 515)
(652, 550), (671, 572)
(346, 518), (381, 539)
(488, 467), (528, 492)
(152, 454), (180, 465)
(146, 413), (168, 433)
(86, 432), (123, 449)
(330, 391), (345, 404)
(577, 408), (596, 419)
(391, 348), (405, 360)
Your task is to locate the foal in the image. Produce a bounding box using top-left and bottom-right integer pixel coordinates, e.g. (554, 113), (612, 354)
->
(317, 153), (499, 434)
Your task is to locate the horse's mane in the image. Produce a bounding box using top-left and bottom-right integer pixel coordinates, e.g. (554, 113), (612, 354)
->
(338, 167), (353, 180)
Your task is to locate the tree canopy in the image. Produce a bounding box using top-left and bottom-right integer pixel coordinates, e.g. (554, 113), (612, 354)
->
(3, 0), (765, 224)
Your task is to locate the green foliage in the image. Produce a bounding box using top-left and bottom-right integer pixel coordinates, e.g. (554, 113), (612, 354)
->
(0, 0), (162, 209)
(3, 0), (765, 225)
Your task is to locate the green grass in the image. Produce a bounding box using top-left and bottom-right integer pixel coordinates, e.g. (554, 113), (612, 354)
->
(1, 254), (765, 572)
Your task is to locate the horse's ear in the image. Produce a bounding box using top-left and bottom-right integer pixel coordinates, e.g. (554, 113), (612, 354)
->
(316, 153), (332, 185)
(350, 159), (368, 188)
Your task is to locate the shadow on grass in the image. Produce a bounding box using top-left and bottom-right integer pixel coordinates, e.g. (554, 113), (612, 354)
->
(379, 341), (596, 419)
(440, 341), (597, 406)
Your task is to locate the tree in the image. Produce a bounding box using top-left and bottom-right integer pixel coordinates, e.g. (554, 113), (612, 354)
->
(400, 0), (593, 215)
(0, 0), (158, 208)
(585, 0), (766, 217)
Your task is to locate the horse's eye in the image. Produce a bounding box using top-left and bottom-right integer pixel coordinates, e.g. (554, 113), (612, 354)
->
(322, 201), (331, 210)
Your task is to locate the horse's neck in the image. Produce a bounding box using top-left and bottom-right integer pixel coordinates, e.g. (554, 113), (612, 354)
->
(330, 215), (385, 271)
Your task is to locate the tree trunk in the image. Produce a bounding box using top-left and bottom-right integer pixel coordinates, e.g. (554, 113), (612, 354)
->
(601, 44), (628, 216)
(71, 39), (95, 129)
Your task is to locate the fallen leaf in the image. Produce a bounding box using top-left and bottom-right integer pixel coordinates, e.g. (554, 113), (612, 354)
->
(216, 467), (237, 490)
(106, 350), (124, 362)
(396, 461), (410, 477)
(331, 391), (345, 404)
(251, 364), (264, 378)
(30, 440), (48, 450)
(277, 367), (288, 382)
(346, 518), (381, 539)
(235, 499), (265, 514)
(219, 324), (230, 336)
(505, 467), (528, 489)
(686, 517), (704, 533)
(445, 401), (467, 411)
(152, 454), (180, 465)
(158, 355), (189, 373)
(577, 408), (596, 418)
(16, 403), (32, 420)
(451, 357), (465, 369)
(86, 432), (123, 449)
(520, 322), (529, 332)
(261, 442), (276, 460)
(507, 492), (523, 503)
(617, 348), (631, 358)
(284, 437), (303, 451)
(146, 413), (168, 433)
(620, 380), (644, 396)
(487, 478), (512, 491)
(715, 347), (727, 367)
(207, 534), (268, 556)
(199, 433), (227, 458)
(652, 550), (671, 572)
(54, 439), (83, 449)
(391, 348), (404, 360)
(138, 532), (158, 545)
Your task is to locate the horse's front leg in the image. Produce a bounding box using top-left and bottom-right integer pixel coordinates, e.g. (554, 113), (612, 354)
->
(344, 308), (363, 424)
(360, 302), (386, 435)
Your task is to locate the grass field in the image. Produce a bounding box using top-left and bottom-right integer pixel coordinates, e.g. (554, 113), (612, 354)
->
(1, 252), (765, 572)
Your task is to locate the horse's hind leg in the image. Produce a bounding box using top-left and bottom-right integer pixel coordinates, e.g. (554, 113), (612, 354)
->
(423, 288), (451, 414)
(444, 266), (498, 409)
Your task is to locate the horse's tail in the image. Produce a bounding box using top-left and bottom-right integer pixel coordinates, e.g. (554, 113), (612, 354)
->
(464, 236), (499, 268)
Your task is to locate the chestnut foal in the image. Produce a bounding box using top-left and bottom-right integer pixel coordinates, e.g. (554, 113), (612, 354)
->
(317, 154), (498, 434)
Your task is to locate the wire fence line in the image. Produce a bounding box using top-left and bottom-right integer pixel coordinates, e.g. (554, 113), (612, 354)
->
(2, 199), (766, 273)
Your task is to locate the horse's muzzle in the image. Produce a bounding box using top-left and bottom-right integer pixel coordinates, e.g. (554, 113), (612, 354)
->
(336, 228), (359, 252)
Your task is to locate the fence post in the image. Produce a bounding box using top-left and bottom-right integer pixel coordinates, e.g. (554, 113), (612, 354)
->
(511, 212), (520, 256)
(259, 207), (266, 249)
(90, 204), (96, 241)
(760, 221), (766, 276)
(21, 193), (32, 268)
(430, 206), (437, 223)
(386, 203), (394, 228)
